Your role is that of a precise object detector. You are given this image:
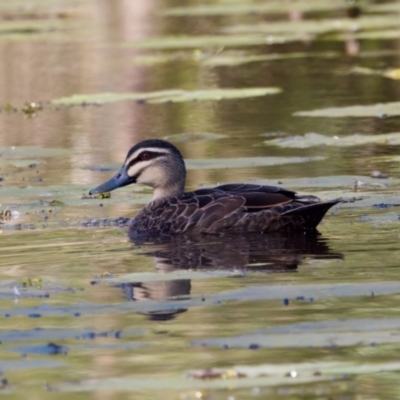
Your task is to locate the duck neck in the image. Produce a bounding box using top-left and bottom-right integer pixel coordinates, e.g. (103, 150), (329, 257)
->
(152, 181), (185, 202)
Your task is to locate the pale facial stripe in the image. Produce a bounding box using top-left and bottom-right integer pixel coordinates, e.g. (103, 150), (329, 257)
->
(127, 159), (154, 178)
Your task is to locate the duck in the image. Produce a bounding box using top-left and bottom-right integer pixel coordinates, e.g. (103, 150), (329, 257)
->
(89, 139), (339, 238)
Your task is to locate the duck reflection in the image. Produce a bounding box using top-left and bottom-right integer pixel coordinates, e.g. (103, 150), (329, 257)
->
(118, 234), (342, 320)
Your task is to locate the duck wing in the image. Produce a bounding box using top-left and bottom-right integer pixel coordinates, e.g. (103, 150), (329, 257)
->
(182, 191), (297, 233)
(144, 193), (243, 234)
(215, 183), (297, 199)
(238, 192), (293, 211)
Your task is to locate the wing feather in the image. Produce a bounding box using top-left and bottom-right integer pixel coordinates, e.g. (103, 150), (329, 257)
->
(240, 192), (293, 211)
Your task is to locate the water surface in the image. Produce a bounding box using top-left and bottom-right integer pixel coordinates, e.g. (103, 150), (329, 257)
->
(1, 0), (400, 398)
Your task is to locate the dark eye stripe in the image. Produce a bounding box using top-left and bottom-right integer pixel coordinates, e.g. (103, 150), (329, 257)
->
(127, 151), (164, 168)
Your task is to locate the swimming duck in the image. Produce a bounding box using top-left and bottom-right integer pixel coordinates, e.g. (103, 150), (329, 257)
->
(89, 139), (339, 237)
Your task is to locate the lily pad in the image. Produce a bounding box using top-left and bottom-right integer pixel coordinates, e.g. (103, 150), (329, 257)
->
(132, 49), (400, 68)
(221, 15), (400, 35)
(131, 17), (400, 49)
(5, 159), (42, 168)
(187, 156), (324, 169)
(255, 175), (395, 189)
(160, 1), (348, 17)
(129, 34), (297, 49)
(322, 28), (400, 41)
(132, 52), (193, 66)
(52, 90), (183, 105)
(351, 66), (400, 80)
(294, 103), (400, 118)
(192, 317), (400, 349)
(0, 146), (69, 158)
(58, 372), (327, 392)
(52, 88), (281, 106)
(58, 361), (400, 392)
(265, 132), (400, 148)
(163, 132), (227, 142)
(203, 51), (339, 67)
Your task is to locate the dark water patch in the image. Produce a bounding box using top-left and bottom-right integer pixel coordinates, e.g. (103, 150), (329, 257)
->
(76, 217), (132, 228)
(1, 0), (400, 396)
(0, 280), (75, 301)
(0, 328), (146, 343)
(372, 203), (400, 209)
(0, 286), (73, 301)
(9, 341), (148, 355)
(0, 217), (134, 231)
(12, 342), (68, 355)
(358, 212), (399, 223)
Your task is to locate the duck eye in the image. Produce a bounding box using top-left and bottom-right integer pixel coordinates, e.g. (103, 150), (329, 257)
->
(140, 152), (150, 161)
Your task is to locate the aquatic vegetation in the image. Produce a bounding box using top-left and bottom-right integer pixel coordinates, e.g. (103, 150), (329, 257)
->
(265, 132), (400, 147)
(294, 103), (400, 118)
(1, 0), (400, 397)
(52, 88), (282, 105)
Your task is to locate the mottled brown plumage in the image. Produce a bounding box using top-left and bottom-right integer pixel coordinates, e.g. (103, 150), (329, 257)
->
(89, 140), (339, 238)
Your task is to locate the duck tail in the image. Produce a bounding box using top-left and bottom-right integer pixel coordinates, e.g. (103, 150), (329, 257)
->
(281, 200), (341, 230)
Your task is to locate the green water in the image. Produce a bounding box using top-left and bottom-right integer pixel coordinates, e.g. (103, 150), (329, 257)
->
(1, 0), (400, 398)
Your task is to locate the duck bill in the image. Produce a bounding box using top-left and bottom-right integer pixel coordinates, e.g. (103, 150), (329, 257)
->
(89, 166), (136, 195)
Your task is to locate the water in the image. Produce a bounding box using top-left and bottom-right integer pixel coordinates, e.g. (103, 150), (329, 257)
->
(1, 0), (400, 398)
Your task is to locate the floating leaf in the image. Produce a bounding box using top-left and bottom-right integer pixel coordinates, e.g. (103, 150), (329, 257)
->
(323, 29), (400, 41)
(265, 132), (400, 148)
(58, 361), (400, 392)
(52, 88), (281, 106)
(203, 51), (339, 67)
(129, 34), (298, 49)
(351, 66), (400, 80)
(0, 146), (69, 158)
(151, 88), (281, 103)
(58, 372), (327, 392)
(131, 18), (400, 49)
(383, 69), (400, 80)
(221, 15), (400, 35)
(133, 50), (398, 68)
(52, 90), (183, 105)
(186, 156), (324, 169)
(192, 318), (400, 349)
(294, 103), (400, 118)
(5, 159), (42, 168)
(0, 20), (69, 35)
(132, 53), (188, 66)
(163, 132), (227, 142)
(160, 1), (348, 17)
